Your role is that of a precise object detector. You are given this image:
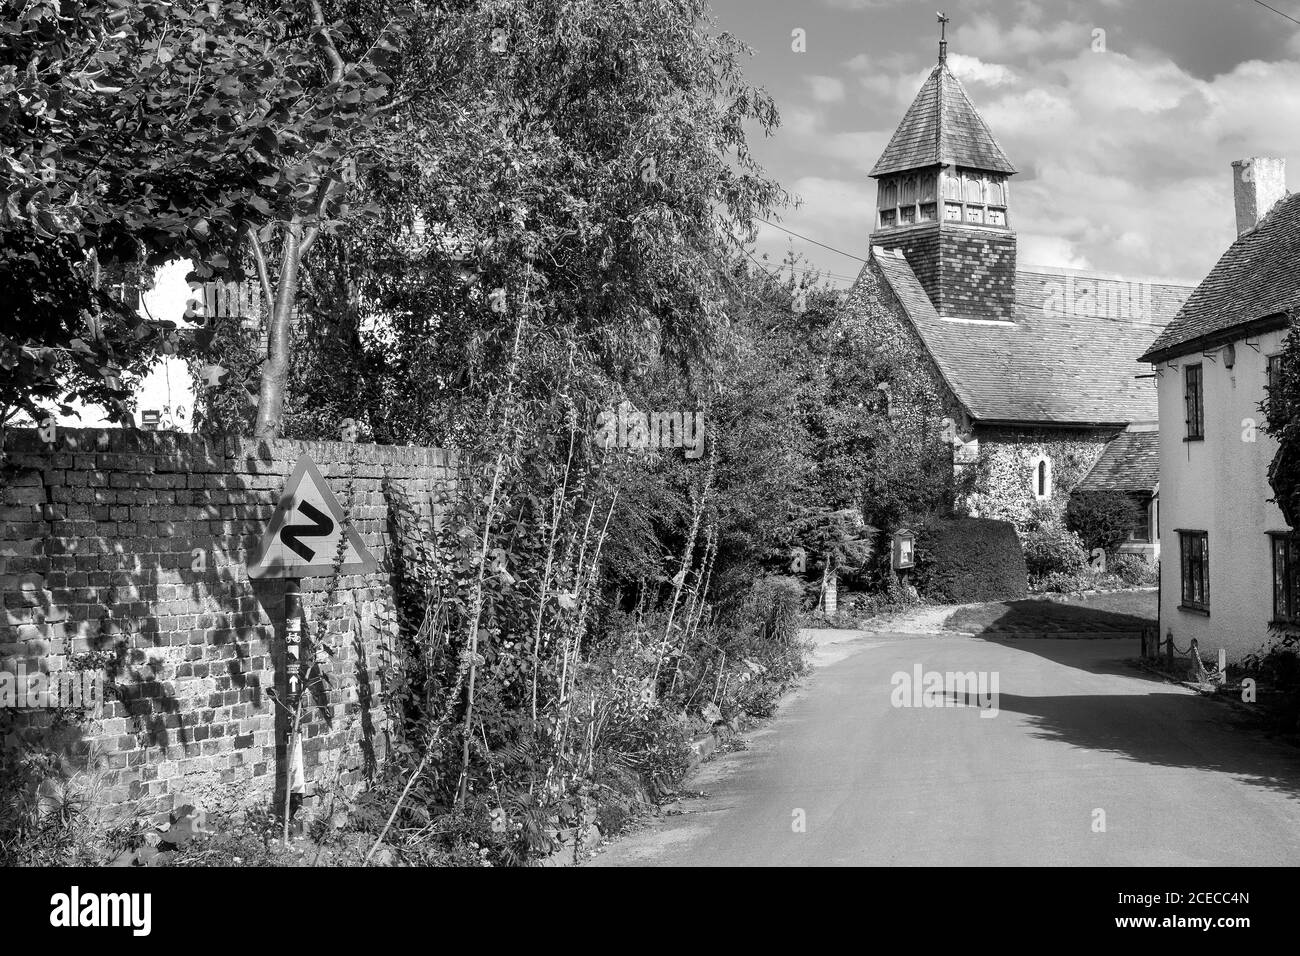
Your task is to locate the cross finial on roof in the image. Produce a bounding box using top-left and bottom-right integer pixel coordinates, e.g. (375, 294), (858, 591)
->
(937, 12), (950, 64)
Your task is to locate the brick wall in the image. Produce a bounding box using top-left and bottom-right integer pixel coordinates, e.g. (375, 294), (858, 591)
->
(0, 428), (453, 824)
(870, 221), (1018, 322)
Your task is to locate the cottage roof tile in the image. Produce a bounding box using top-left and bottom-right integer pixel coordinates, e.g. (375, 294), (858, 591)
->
(1139, 191), (1300, 362)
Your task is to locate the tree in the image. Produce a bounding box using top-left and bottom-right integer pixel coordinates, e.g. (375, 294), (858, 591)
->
(0, 0), (398, 434)
(244, 0), (399, 438)
(1065, 490), (1141, 555)
(233, 0), (787, 447)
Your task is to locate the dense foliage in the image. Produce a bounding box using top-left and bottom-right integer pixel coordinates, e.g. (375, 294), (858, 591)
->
(1, 0), (397, 432)
(912, 517), (1027, 604)
(1266, 311), (1300, 528)
(1065, 491), (1142, 556)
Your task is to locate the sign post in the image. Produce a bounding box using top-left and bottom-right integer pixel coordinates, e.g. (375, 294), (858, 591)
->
(247, 455), (377, 842)
(282, 578), (304, 842)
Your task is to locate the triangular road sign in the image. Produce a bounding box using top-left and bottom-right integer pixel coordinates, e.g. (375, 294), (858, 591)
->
(247, 455), (379, 579)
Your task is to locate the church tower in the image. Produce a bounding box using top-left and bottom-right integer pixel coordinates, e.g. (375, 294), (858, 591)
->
(869, 17), (1018, 321)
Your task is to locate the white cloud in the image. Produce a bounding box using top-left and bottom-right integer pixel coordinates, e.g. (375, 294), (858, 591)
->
(752, 176), (876, 281)
(1017, 234), (1092, 271)
(960, 48), (1300, 278)
(780, 106), (822, 139)
(754, 2), (1300, 281)
(805, 75), (846, 103)
(819, 130), (888, 165)
(773, 101), (887, 170)
(946, 53), (1019, 87)
(819, 0), (910, 8)
(844, 51), (912, 74)
(953, 15), (1093, 59)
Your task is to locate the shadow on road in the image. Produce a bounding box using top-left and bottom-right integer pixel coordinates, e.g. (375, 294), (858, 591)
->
(991, 689), (1300, 801)
(948, 598), (1154, 634)
(975, 635), (1171, 685)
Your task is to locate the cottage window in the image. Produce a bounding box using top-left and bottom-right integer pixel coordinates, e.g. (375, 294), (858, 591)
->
(965, 205), (985, 224)
(1268, 353), (1283, 412)
(1179, 530), (1209, 612)
(1184, 363), (1204, 440)
(943, 202), (962, 222)
(880, 209), (897, 228)
(1270, 532), (1300, 624)
(986, 207), (1006, 226)
(919, 202), (937, 222)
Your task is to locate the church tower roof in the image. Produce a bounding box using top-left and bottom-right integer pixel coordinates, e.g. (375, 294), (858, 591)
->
(870, 60), (1017, 178)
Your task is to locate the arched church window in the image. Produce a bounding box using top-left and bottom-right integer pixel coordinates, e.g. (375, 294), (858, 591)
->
(1031, 456), (1052, 500)
(987, 177), (1005, 206)
(963, 172), (983, 204)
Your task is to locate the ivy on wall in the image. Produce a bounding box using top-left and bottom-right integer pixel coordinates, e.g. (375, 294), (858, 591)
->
(830, 258), (970, 529)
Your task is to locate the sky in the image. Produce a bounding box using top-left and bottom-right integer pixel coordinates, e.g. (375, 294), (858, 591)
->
(711, 0), (1300, 287)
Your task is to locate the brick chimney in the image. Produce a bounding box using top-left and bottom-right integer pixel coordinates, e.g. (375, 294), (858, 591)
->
(1231, 157), (1287, 236)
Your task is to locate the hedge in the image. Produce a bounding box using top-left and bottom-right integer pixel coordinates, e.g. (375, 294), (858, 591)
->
(912, 517), (1028, 603)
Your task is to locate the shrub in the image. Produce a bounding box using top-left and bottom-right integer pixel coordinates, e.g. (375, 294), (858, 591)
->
(740, 574), (806, 646)
(1065, 491), (1142, 555)
(1022, 520), (1089, 578)
(913, 517), (1027, 603)
(1031, 569), (1094, 594)
(1110, 553), (1157, 587)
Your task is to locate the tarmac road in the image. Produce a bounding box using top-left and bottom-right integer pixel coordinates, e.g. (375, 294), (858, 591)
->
(588, 631), (1300, 866)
